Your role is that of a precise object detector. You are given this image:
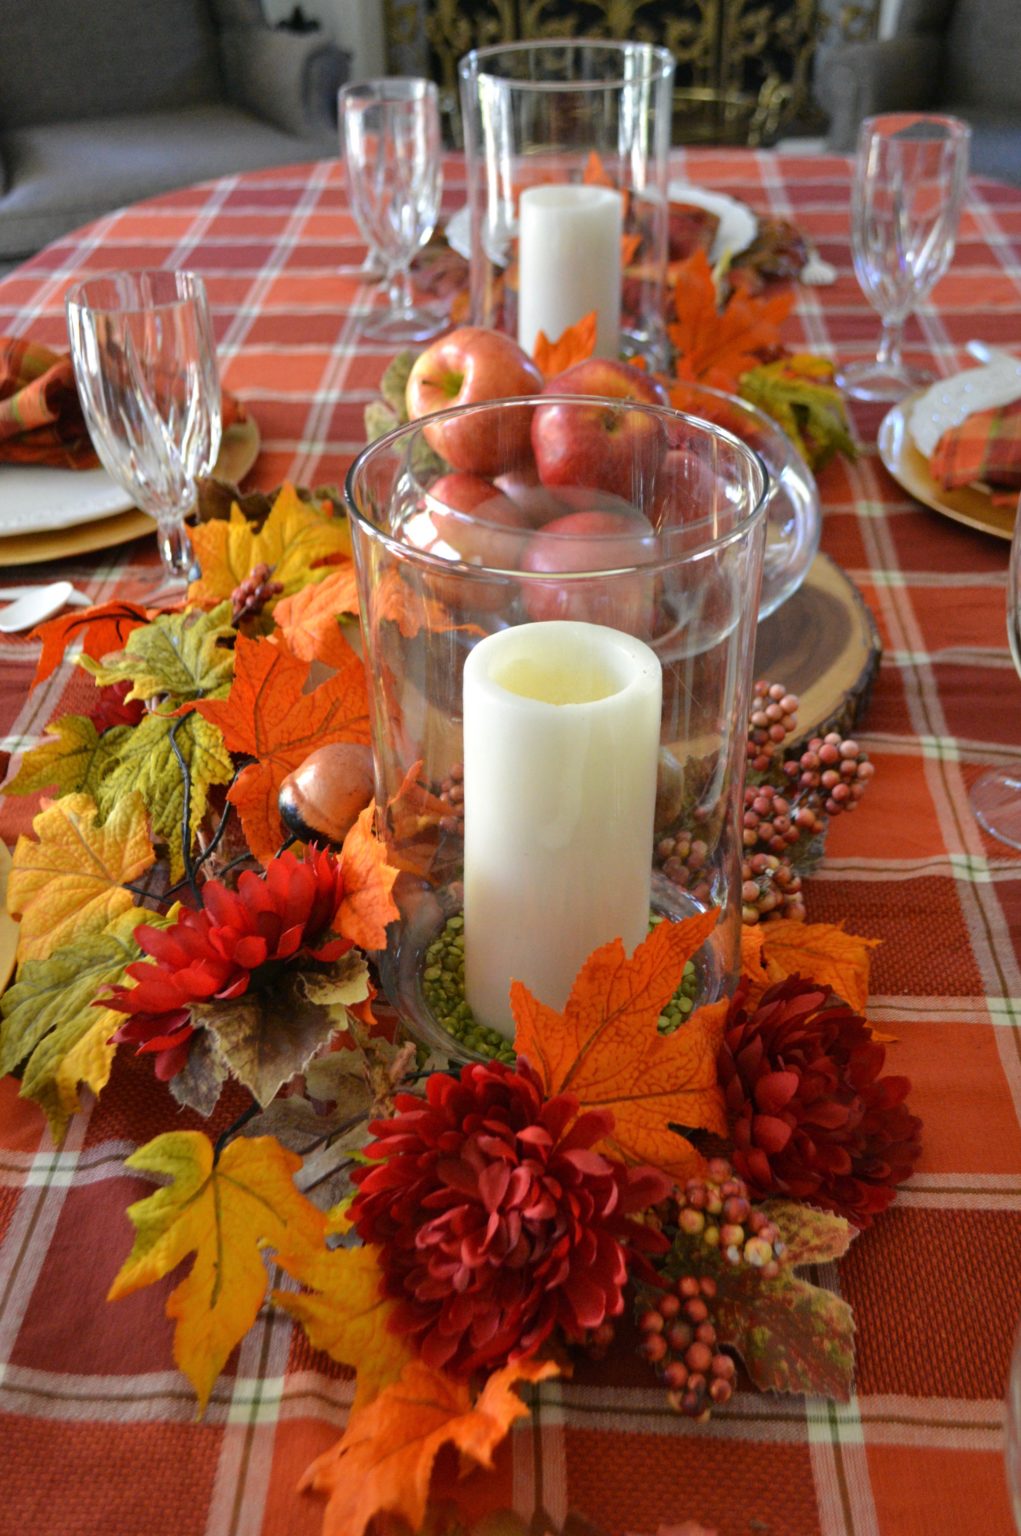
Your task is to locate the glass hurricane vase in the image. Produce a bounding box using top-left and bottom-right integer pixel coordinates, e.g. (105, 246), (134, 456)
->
(345, 394), (770, 1062)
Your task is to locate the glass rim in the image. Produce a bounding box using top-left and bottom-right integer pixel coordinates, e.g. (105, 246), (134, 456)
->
(339, 76), (439, 105)
(64, 268), (210, 315)
(858, 111), (972, 144)
(345, 393), (770, 580)
(458, 37), (676, 92)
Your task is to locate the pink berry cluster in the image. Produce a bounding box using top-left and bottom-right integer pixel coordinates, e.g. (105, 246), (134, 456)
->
(740, 683), (875, 924)
(231, 562), (283, 626)
(636, 1159), (785, 1420)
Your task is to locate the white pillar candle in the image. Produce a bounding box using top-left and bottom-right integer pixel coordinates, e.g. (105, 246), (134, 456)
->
(516, 184), (622, 361)
(462, 620), (662, 1039)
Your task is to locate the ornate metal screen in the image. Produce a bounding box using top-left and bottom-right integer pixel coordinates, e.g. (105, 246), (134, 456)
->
(384, 0), (881, 146)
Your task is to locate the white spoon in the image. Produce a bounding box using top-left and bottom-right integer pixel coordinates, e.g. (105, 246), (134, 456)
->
(0, 581), (91, 634)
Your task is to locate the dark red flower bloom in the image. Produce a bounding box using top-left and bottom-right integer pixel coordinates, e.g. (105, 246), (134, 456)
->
(89, 678), (145, 734)
(351, 1059), (669, 1376)
(104, 845), (351, 1079)
(718, 977), (922, 1228)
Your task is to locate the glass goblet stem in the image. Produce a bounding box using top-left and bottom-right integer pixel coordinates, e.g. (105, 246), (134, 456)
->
(387, 265), (415, 319)
(875, 316), (906, 377)
(157, 515), (193, 580)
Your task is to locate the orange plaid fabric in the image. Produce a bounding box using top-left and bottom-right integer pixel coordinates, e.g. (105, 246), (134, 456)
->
(0, 335), (99, 468)
(931, 396), (1021, 493)
(1, 153), (1021, 1536)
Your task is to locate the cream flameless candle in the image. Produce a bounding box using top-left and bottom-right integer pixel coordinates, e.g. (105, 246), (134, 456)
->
(516, 184), (622, 360)
(462, 620), (662, 1038)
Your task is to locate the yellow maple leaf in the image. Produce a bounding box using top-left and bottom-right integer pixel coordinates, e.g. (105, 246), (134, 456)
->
(188, 484), (351, 607)
(300, 1356), (559, 1536)
(273, 1240), (412, 1410)
(108, 1130), (326, 1412)
(511, 912), (728, 1182)
(7, 791), (155, 964)
(52, 1010), (120, 1128)
(0, 841), (17, 995)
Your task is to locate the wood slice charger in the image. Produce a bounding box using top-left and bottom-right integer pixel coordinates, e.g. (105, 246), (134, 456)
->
(753, 552), (881, 743)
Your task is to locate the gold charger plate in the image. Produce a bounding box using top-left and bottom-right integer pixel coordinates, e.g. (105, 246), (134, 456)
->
(877, 396), (1015, 541)
(0, 414), (261, 566)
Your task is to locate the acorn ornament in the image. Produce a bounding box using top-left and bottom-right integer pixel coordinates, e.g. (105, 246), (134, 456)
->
(278, 742), (375, 847)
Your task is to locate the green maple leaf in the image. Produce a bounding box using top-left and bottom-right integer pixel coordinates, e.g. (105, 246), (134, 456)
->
(192, 951), (370, 1107)
(95, 711), (233, 881)
(3, 717), (130, 800)
(82, 600), (235, 705)
(740, 358), (857, 472)
(379, 349), (417, 418)
(708, 1200), (857, 1399)
(0, 906), (171, 1139)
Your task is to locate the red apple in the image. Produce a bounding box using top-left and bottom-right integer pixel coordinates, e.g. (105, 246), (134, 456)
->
(419, 472), (531, 567)
(543, 357), (671, 408)
(532, 358), (670, 502)
(402, 471), (528, 613)
(493, 465), (568, 528)
(519, 508), (659, 633)
(405, 327), (543, 477)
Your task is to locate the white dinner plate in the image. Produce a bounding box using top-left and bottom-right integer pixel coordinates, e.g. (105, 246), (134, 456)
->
(0, 464), (134, 535)
(444, 185), (759, 268)
(0, 414), (262, 539)
(666, 183), (759, 263)
(908, 357), (1021, 458)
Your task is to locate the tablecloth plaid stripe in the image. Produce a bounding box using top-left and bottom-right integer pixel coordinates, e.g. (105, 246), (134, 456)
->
(1, 150), (1020, 1536)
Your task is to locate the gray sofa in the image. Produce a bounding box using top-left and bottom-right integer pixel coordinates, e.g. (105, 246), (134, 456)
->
(818, 0), (1021, 186)
(0, 0), (349, 265)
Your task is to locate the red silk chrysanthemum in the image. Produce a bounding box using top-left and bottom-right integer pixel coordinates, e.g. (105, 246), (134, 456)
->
(350, 1058), (670, 1376)
(718, 977), (922, 1228)
(105, 845), (351, 1079)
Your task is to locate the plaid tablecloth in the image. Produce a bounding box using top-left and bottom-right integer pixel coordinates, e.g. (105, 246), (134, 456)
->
(2, 150), (1021, 1536)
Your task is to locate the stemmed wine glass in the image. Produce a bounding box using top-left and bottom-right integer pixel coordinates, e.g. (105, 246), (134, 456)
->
(66, 269), (221, 590)
(339, 77), (444, 344)
(840, 113), (971, 403)
(971, 499), (1021, 847)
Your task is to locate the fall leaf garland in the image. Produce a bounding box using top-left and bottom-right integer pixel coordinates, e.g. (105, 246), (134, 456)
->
(0, 480), (916, 1536)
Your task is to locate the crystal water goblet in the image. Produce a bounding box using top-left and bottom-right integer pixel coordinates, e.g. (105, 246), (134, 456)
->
(971, 497), (1021, 847)
(840, 113), (970, 403)
(65, 269), (221, 588)
(339, 77), (443, 343)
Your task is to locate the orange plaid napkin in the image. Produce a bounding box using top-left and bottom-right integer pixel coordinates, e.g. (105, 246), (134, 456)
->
(0, 336), (248, 473)
(0, 336), (99, 468)
(930, 396), (1021, 502)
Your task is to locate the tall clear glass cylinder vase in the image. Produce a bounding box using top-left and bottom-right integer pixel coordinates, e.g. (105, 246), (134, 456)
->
(458, 40), (675, 371)
(345, 395), (768, 1060)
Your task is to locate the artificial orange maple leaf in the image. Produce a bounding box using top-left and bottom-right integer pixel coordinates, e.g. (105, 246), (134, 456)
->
(370, 566), (475, 641)
(29, 600), (151, 689)
(190, 633), (370, 865)
(759, 919), (879, 1018)
(511, 912), (728, 1181)
(108, 1130), (326, 1413)
(339, 805), (400, 952)
(273, 567), (361, 668)
(299, 1356), (559, 1536)
(532, 311), (598, 379)
(667, 248), (793, 395)
(583, 150), (614, 187)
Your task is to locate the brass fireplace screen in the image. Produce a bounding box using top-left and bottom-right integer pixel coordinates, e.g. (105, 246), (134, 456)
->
(384, 0), (880, 147)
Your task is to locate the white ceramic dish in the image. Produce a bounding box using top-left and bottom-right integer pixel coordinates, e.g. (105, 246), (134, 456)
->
(665, 183), (759, 262)
(0, 465), (133, 534)
(908, 357), (1021, 458)
(444, 185), (759, 268)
